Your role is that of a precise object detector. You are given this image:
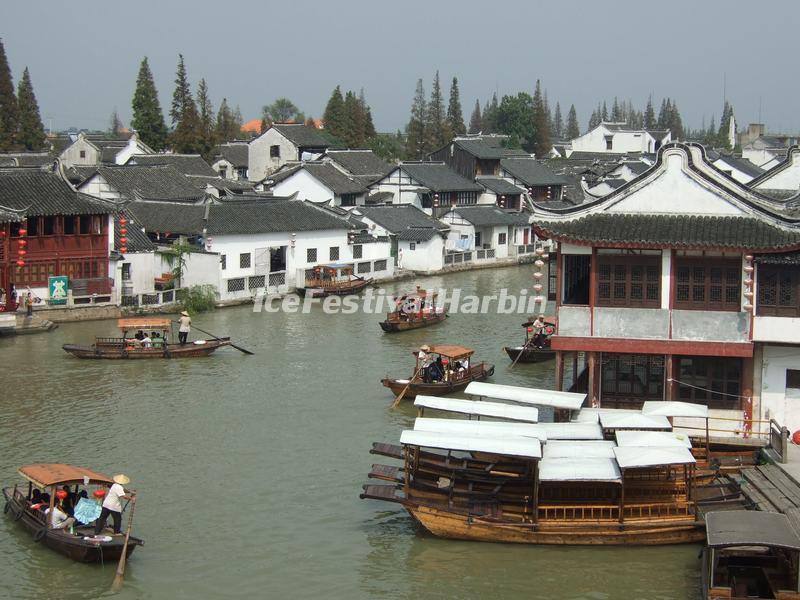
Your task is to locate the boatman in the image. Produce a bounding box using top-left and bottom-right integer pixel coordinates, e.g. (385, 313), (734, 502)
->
(178, 310), (192, 345)
(94, 474), (132, 535)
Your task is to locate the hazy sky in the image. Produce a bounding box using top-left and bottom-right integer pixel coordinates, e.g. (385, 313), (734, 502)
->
(3, 0), (799, 135)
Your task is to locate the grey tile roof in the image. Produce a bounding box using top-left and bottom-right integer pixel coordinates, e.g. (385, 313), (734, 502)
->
(127, 154), (218, 177)
(477, 177), (525, 195)
(365, 190), (394, 204)
(0, 152), (53, 167)
(267, 162), (369, 195)
(125, 201), (208, 235)
(64, 166), (98, 186)
(0, 168), (113, 216)
(451, 205), (531, 226)
(93, 165), (206, 203)
(357, 204), (449, 236)
(398, 162), (483, 192)
(754, 251), (800, 265)
(325, 150), (393, 177)
(272, 123), (329, 148)
(453, 137), (529, 160)
(500, 158), (568, 186)
(715, 155), (764, 179)
(397, 226), (441, 242)
(115, 217), (156, 253)
(566, 151), (628, 161)
(213, 143), (249, 168)
(535, 214), (800, 251)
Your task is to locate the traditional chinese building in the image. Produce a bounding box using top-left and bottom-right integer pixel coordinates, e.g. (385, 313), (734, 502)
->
(533, 143), (800, 434)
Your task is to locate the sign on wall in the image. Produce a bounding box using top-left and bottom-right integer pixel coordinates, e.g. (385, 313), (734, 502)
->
(48, 276), (69, 305)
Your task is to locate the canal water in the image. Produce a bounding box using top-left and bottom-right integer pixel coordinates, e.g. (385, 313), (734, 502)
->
(0, 265), (701, 599)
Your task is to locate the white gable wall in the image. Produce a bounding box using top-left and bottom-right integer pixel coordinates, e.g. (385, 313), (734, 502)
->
(753, 149), (800, 191)
(78, 174), (124, 201)
(370, 169), (426, 210)
(249, 129), (297, 182)
(399, 237), (444, 272)
(272, 169), (335, 204)
(570, 124), (661, 154)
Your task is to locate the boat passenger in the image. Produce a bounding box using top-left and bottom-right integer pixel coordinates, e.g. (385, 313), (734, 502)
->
(46, 504), (75, 530)
(151, 332), (164, 348)
(60, 485), (76, 516)
(141, 333), (152, 348)
(135, 330), (145, 341)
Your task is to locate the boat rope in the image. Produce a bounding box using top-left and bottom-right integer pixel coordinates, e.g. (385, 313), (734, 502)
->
(666, 377), (751, 400)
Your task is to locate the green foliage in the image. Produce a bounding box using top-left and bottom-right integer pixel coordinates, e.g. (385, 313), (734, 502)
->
(531, 80), (551, 158)
(215, 98), (240, 142)
(644, 95), (656, 130)
(553, 102), (563, 139)
(368, 132), (404, 162)
(426, 71), (449, 151)
(717, 101), (734, 150)
(159, 239), (194, 288)
(322, 85), (345, 139)
(170, 54), (190, 125)
(131, 57), (167, 150)
(496, 92), (534, 151)
(446, 77), (466, 137)
(195, 78), (217, 160)
(168, 55), (204, 154)
(405, 78), (427, 159)
(108, 109), (124, 138)
(566, 104), (579, 138)
(177, 285), (217, 313)
(481, 93), (499, 134)
(0, 39), (18, 150)
(262, 97), (303, 124)
(468, 99), (481, 134)
(16, 67), (46, 150)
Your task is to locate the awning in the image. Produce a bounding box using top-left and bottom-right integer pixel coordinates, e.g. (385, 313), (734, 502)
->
(414, 395), (539, 423)
(537, 422), (605, 440)
(400, 430), (542, 459)
(543, 440), (617, 459)
(706, 511), (800, 550)
(413, 418), (547, 440)
(539, 457), (621, 482)
(615, 430), (693, 448)
(117, 317), (172, 331)
(573, 408), (641, 423)
(613, 446), (696, 469)
(19, 464), (114, 488)
(465, 382), (586, 410)
(599, 413), (672, 430)
(641, 401), (709, 418)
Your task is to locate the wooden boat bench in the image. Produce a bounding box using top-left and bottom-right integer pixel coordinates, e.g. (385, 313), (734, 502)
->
(369, 464), (404, 484)
(359, 484), (403, 503)
(370, 442), (403, 460)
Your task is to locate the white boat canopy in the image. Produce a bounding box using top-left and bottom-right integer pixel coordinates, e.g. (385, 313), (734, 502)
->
(414, 395), (539, 423)
(542, 440), (617, 459)
(599, 412), (672, 430)
(613, 446), (696, 469)
(573, 408), (641, 423)
(399, 429), (542, 459)
(615, 430), (693, 448)
(537, 422), (605, 440)
(413, 418), (548, 440)
(464, 382), (586, 411)
(539, 457), (621, 482)
(641, 401), (709, 418)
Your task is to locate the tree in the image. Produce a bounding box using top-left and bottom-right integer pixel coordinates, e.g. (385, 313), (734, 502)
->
(360, 89), (376, 140)
(495, 92), (535, 150)
(601, 100), (608, 122)
(0, 39), (18, 150)
(168, 54), (203, 153)
(160, 239), (193, 288)
(588, 106), (600, 130)
(566, 104), (580, 139)
(131, 57), (167, 150)
(553, 102), (563, 139)
(611, 97), (621, 122)
(196, 78), (216, 159)
(108, 109), (124, 138)
(446, 77), (466, 136)
(531, 80), (551, 157)
(405, 78), (427, 159)
(322, 85), (345, 140)
(644, 95), (656, 129)
(468, 99), (482, 133)
(215, 98), (239, 142)
(718, 101), (734, 149)
(16, 67), (46, 150)
(170, 54), (191, 126)
(262, 97), (303, 124)
(482, 93), (499, 134)
(667, 99), (683, 140)
(342, 90), (365, 147)
(657, 98), (668, 129)
(369, 132), (404, 162)
(426, 70), (448, 151)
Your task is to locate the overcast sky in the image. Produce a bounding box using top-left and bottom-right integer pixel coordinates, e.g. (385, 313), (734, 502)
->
(3, 0), (798, 135)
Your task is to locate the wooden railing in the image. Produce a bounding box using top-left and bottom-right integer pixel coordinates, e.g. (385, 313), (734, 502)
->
(769, 419), (790, 464)
(538, 501), (692, 522)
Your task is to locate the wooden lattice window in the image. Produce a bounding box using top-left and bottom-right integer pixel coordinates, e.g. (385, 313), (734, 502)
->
(596, 255), (661, 308)
(676, 356), (742, 410)
(758, 264), (800, 317)
(674, 259), (741, 311)
(601, 353), (664, 400)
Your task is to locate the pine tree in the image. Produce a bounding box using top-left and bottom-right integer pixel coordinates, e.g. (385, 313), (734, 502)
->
(322, 85), (345, 140)
(108, 109), (124, 138)
(718, 101), (734, 149)
(543, 92), (553, 137)
(601, 101), (608, 122)
(131, 57), (167, 150)
(405, 78), (427, 159)
(215, 98), (237, 142)
(468, 99), (482, 134)
(531, 80), (551, 158)
(16, 67), (46, 150)
(342, 90), (365, 147)
(359, 89), (376, 140)
(644, 95), (656, 129)
(0, 39), (18, 150)
(170, 54), (190, 126)
(668, 99), (683, 140)
(426, 71), (448, 151)
(482, 93), (499, 134)
(611, 97), (621, 122)
(168, 54), (202, 153)
(196, 78), (216, 159)
(657, 99), (668, 129)
(588, 107), (600, 130)
(446, 77), (466, 136)
(566, 104), (580, 139)
(553, 102), (563, 139)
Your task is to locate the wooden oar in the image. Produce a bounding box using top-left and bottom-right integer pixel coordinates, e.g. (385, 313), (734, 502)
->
(391, 365), (425, 408)
(178, 322), (254, 355)
(111, 495), (136, 592)
(509, 337), (535, 370)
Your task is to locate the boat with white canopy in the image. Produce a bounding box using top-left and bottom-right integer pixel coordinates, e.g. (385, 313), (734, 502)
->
(414, 395), (539, 423)
(465, 382), (586, 412)
(542, 440), (617, 459)
(598, 412), (672, 431)
(413, 418), (547, 440)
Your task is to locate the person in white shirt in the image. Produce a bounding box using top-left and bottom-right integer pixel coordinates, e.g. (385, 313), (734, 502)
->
(46, 505), (75, 530)
(178, 311), (192, 345)
(94, 474), (131, 535)
(141, 334), (152, 348)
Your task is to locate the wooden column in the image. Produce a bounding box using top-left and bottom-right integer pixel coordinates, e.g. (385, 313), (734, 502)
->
(532, 461), (539, 525)
(742, 356), (755, 438)
(589, 247), (597, 336)
(587, 351), (599, 407)
(555, 351), (564, 392)
(618, 476), (625, 526)
(665, 354), (675, 401)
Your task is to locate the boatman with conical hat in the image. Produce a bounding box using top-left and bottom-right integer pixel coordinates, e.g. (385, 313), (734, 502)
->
(94, 474), (132, 535)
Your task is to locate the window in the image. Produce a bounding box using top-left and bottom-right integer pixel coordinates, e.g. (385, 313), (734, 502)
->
(674, 259), (741, 311)
(409, 243), (416, 251)
(563, 255), (591, 305)
(27, 217), (39, 236)
(475, 232), (482, 248)
(374, 259), (387, 271)
(221, 255), (227, 270)
(548, 254), (557, 301)
(353, 244), (363, 259)
(270, 145), (280, 158)
(219, 167), (228, 178)
(601, 354), (664, 405)
(758, 265), (800, 317)
(787, 369), (800, 390)
(677, 356), (741, 410)
(63, 216), (75, 235)
(79, 150), (86, 159)
(357, 262), (372, 274)
(341, 194), (357, 207)
(227, 277), (245, 292)
(79, 215), (99, 234)
(456, 192), (478, 206)
(43, 216), (57, 236)
(605, 136), (613, 151)
(498, 233), (507, 245)
(236, 167), (248, 180)
(306, 248), (317, 263)
(121, 263), (131, 281)
(248, 275), (265, 289)
(240, 253), (251, 269)
(329, 246), (340, 261)
(596, 254), (661, 308)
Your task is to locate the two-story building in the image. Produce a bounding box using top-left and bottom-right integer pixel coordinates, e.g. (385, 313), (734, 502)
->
(428, 134), (528, 180)
(248, 123), (330, 182)
(569, 122), (671, 155)
(211, 143), (250, 181)
(59, 132), (153, 169)
(267, 162), (372, 208)
(533, 142), (800, 434)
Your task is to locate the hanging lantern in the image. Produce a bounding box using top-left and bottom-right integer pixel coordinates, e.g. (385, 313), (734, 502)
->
(18, 238), (26, 247)
(17, 249), (26, 256)
(93, 489), (106, 500)
(16, 260), (25, 268)
(119, 217), (128, 226)
(743, 266), (754, 274)
(533, 271), (544, 279)
(743, 302), (754, 311)
(744, 291), (754, 299)
(119, 237), (128, 245)
(533, 283), (543, 292)
(744, 254), (753, 262)
(120, 227), (127, 236)
(120, 247), (127, 253)
(534, 295), (546, 303)
(744, 277), (753, 287)
(18, 227), (27, 236)
(527, 327), (533, 333)
(535, 247), (545, 256)
(55, 490), (68, 501)
(534, 259), (544, 268)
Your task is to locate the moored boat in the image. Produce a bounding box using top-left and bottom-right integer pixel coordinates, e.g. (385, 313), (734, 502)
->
(2, 464), (143, 563)
(297, 263), (373, 298)
(381, 344), (494, 400)
(379, 288), (447, 333)
(62, 317), (231, 359)
(503, 318), (556, 363)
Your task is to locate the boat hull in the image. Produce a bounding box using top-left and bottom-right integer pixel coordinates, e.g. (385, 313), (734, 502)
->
(379, 312), (447, 333)
(504, 345), (555, 363)
(62, 338), (230, 359)
(381, 364), (494, 400)
(298, 278), (373, 298)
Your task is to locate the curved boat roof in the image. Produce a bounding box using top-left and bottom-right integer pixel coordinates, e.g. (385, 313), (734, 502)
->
(400, 430), (542, 459)
(414, 395), (539, 423)
(706, 511), (800, 550)
(19, 463), (113, 487)
(422, 344), (474, 359)
(117, 317), (171, 331)
(465, 382), (586, 411)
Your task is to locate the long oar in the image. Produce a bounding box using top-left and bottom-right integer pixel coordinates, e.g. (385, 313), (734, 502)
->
(178, 322), (254, 355)
(509, 337), (536, 370)
(391, 365), (425, 408)
(111, 495), (136, 592)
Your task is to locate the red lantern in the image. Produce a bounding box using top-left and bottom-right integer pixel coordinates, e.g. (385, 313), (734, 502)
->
(120, 227), (127, 235)
(16, 260), (25, 267)
(18, 228), (27, 236)
(17, 249), (26, 256)
(55, 490), (68, 500)
(119, 217), (128, 226)
(119, 237), (128, 245)
(93, 489), (106, 499)
(18, 240), (26, 248)
(120, 247), (127, 254)
(527, 327), (533, 333)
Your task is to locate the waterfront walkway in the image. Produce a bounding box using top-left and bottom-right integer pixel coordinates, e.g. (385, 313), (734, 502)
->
(736, 444), (800, 533)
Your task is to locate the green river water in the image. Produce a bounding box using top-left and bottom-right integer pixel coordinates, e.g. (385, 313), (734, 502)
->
(0, 265), (701, 599)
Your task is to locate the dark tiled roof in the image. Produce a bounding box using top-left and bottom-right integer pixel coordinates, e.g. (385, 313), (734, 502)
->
(325, 150), (393, 177)
(115, 217), (156, 252)
(268, 162), (368, 195)
(566, 151), (628, 161)
(451, 205), (531, 227)
(127, 154), (218, 177)
(624, 161), (651, 175)
(357, 204), (448, 236)
(125, 201), (208, 235)
(453, 137), (528, 160)
(500, 158), (568, 186)
(205, 200), (351, 235)
(272, 123), (329, 148)
(477, 177), (525, 195)
(397, 226), (441, 242)
(536, 214), (800, 251)
(399, 163), (483, 192)
(365, 190), (394, 204)
(647, 129), (670, 140)
(754, 251), (800, 265)
(0, 168), (113, 216)
(64, 166), (98, 185)
(756, 189), (800, 201)
(0, 152), (53, 167)
(93, 165), (206, 203)
(213, 143), (249, 168)
(714, 155), (764, 179)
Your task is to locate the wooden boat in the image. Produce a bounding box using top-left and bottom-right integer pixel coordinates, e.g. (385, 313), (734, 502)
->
(702, 511), (800, 599)
(380, 288), (447, 333)
(2, 464), (143, 563)
(297, 263), (373, 298)
(381, 344), (494, 400)
(503, 318), (556, 363)
(62, 317), (231, 359)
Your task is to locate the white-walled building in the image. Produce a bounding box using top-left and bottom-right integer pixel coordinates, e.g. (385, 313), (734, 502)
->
(211, 143), (249, 180)
(249, 124), (329, 182)
(440, 205), (532, 259)
(743, 135), (800, 169)
(749, 146), (800, 192)
(569, 122), (671, 155)
(59, 132), (153, 169)
(267, 162), (371, 208)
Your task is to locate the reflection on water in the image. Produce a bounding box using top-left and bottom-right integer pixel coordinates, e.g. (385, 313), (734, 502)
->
(0, 266), (700, 599)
